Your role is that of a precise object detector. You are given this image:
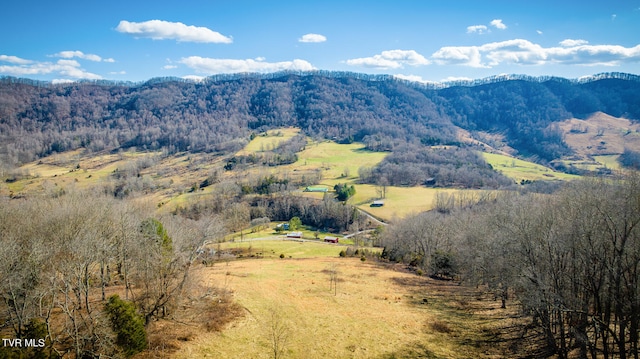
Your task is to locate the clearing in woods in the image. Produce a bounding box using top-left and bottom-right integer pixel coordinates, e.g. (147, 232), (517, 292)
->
(173, 241), (537, 359)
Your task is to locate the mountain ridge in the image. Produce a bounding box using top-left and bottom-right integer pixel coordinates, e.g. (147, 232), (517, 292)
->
(1, 71), (639, 184)
(2, 71), (639, 89)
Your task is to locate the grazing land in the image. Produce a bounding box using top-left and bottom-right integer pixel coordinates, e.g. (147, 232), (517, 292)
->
(482, 152), (579, 182)
(173, 241), (529, 359)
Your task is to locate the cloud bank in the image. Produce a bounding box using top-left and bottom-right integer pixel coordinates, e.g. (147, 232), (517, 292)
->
(51, 50), (114, 62)
(0, 56), (102, 79)
(346, 50), (431, 69)
(116, 20), (232, 43)
(432, 39), (640, 68)
(180, 56), (315, 74)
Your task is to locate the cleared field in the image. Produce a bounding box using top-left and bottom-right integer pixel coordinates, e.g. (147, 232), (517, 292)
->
(593, 155), (621, 170)
(288, 141), (387, 185)
(237, 128), (301, 155)
(225, 224), (353, 245)
(174, 255), (521, 359)
(351, 184), (466, 221)
(482, 152), (579, 182)
(217, 239), (347, 258)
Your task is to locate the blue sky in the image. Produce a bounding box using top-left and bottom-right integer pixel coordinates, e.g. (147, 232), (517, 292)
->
(1, 0), (639, 83)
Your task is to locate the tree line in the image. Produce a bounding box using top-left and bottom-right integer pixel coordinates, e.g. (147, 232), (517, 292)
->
(381, 175), (640, 358)
(0, 189), (225, 358)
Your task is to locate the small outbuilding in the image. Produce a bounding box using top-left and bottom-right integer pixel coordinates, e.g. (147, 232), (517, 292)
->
(286, 231), (303, 238)
(370, 200), (384, 207)
(324, 236), (339, 243)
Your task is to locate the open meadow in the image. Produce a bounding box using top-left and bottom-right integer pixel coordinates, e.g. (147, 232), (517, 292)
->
(482, 152), (579, 182)
(170, 240), (530, 359)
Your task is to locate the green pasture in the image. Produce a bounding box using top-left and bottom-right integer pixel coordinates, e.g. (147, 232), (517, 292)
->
(291, 140), (387, 185)
(238, 127), (301, 154)
(216, 239), (347, 258)
(353, 184), (486, 222)
(593, 155), (622, 170)
(482, 152), (579, 182)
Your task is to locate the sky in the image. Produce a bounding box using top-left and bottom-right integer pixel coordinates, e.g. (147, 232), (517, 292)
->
(1, 0), (639, 84)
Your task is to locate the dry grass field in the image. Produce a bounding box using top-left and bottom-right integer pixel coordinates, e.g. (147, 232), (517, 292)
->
(558, 112), (640, 158)
(170, 252), (532, 359)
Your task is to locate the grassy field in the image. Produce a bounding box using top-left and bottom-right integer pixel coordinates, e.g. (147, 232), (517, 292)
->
(593, 155), (622, 170)
(237, 128), (302, 155)
(482, 152), (579, 182)
(217, 239), (348, 258)
(288, 140), (388, 185)
(225, 224), (354, 245)
(350, 184), (469, 221)
(172, 249), (526, 359)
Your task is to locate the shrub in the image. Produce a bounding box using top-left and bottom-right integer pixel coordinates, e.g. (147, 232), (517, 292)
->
(104, 294), (147, 357)
(429, 251), (457, 279)
(279, 253), (285, 259)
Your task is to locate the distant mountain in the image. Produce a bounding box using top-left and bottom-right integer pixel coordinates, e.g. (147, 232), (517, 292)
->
(1, 71), (639, 185)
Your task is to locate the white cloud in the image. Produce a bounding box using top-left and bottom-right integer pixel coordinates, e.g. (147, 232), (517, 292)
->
(490, 19), (507, 30)
(432, 39), (640, 68)
(50, 50), (115, 63)
(0, 57), (102, 79)
(109, 71), (127, 75)
(116, 20), (232, 43)
(559, 39), (589, 47)
(393, 74), (430, 83)
(537, 30), (543, 35)
(163, 65), (178, 69)
(346, 50), (430, 69)
(0, 55), (33, 65)
(299, 33), (327, 43)
(467, 25), (488, 34)
(432, 46), (486, 67)
(180, 56), (315, 74)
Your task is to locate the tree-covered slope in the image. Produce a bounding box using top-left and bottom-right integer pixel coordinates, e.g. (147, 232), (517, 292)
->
(1, 72), (639, 181)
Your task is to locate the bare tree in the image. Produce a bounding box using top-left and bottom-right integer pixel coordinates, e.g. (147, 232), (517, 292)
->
(265, 305), (290, 359)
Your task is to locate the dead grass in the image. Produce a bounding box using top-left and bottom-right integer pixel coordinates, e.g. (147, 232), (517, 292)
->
(169, 258), (543, 359)
(559, 112), (640, 158)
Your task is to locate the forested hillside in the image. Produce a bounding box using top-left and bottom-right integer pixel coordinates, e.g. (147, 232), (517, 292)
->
(1, 72), (639, 182)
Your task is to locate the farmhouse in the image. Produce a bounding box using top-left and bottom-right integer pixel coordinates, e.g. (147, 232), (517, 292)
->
(370, 200), (384, 207)
(324, 236), (339, 243)
(286, 231), (303, 238)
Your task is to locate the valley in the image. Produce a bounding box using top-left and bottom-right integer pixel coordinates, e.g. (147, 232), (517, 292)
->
(1, 72), (640, 358)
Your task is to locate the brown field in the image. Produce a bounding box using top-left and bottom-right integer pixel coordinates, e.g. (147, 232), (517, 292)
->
(558, 112), (640, 158)
(165, 254), (536, 359)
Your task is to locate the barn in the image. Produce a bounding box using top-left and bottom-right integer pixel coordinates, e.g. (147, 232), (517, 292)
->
(324, 236), (339, 243)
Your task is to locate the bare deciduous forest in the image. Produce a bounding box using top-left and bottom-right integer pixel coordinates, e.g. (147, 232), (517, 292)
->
(382, 177), (640, 359)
